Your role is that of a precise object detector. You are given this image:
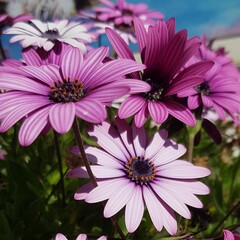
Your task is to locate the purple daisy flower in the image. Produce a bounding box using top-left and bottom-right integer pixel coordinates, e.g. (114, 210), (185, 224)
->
(92, 0), (164, 25)
(0, 45), (146, 146)
(178, 43), (240, 122)
(106, 18), (214, 127)
(79, 0), (163, 45)
(55, 233), (107, 240)
(67, 118), (211, 235)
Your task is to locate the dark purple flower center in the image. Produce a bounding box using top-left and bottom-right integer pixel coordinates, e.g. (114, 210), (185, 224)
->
(49, 78), (85, 103)
(195, 81), (210, 96)
(122, 9), (134, 16)
(114, 23), (134, 33)
(42, 28), (60, 40)
(125, 156), (156, 185)
(143, 79), (165, 101)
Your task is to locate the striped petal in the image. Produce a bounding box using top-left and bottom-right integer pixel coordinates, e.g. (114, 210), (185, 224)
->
(49, 103), (75, 134)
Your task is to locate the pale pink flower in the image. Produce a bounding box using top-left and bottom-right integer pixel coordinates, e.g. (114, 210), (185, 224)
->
(55, 233), (107, 240)
(68, 118), (211, 235)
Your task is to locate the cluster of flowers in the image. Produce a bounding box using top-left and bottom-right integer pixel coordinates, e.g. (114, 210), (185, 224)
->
(0, 0), (240, 239)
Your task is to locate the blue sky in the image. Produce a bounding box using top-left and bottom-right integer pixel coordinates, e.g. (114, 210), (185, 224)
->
(128, 0), (240, 37)
(2, 0), (240, 59)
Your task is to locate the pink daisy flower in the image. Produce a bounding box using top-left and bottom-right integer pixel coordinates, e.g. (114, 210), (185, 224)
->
(1, 42), (68, 68)
(178, 43), (240, 123)
(79, 0), (163, 45)
(68, 118), (211, 235)
(92, 0), (164, 25)
(0, 45), (146, 146)
(55, 233), (107, 240)
(106, 18), (214, 127)
(4, 19), (94, 51)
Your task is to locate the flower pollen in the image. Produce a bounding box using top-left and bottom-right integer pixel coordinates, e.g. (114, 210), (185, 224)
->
(143, 79), (165, 101)
(42, 28), (60, 40)
(195, 81), (210, 96)
(49, 78), (85, 103)
(114, 23), (134, 33)
(125, 156), (156, 185)
(122, 9), (134, 16)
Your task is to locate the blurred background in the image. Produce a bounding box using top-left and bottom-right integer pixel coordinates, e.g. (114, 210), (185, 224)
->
(1, 0), (240, 65)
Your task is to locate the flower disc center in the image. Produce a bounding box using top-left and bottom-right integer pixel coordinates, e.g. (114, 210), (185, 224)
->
(143, 79), (165, 101)
(122, 9), (134, 16)
(195, 81), (210, 96)
(125, 156), (156, 185)
(49, 78), (85, 103)
(42, 28), (60, 40)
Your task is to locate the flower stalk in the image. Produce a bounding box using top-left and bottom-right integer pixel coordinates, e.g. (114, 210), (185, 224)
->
(72, 118), (126, 239)
(54, 131), (66, 207)
(72, 118), (98, 187)
(187, 119), (202, 162)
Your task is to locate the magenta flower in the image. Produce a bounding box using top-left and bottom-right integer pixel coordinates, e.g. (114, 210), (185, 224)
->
(0, 13), (33, 27)
(55, 233), (107, 240)
(1, 42), (68, 68)
(79, 0), (163, 45)
(106, 18), (213, 127)
(0, 45), (146, 146)
(223, 230), (240, 240)
(4, 19), (94, 51)
(92, 0), (164, 25)
(178, 43), (240, 122)
(68, 118), (211, 235)
(187, 229), (240, 240)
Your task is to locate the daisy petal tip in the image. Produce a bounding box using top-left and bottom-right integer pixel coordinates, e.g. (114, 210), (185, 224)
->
(55, 233), (67, 240)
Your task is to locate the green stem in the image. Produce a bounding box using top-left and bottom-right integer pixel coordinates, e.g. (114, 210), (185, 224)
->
(187, 135), (195, 163)
(54, 131), (66, 207)
(210, 200), (240, 235)
(187, 120), (202, 162)
(160, 233), (191, 240)
(72, 118), (98, 187)
(71, 118), (126, 240)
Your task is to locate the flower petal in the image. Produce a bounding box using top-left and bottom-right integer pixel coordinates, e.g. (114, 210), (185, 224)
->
(134, 102), (148, 128)
(49, 102), (75, 134)
(151, 182), (191, 219)
(0, 74), (49, 94)
(75, 99), (106, 123)
(158, 160), (211, 179)
(115, 117), (136, 156)
(87, 82), (129, 102)
(104, 181), (135, 218)
(145, 129), (168, 159)
(19, 106), (50, 146)
(61, 46), (83, 80)
(148, 101), (168, 124)
(132, 121), (146, 156)
(86, 178), (126, 203)
(125, 185), (144, 233)
(74, 182), (94, 200)
(143, 186), (177, 235)
(55, 233), (68, 240)
(153, 140), (186, 166)
(88, 121), (129, 160)
(164, 100), (196, 126)
(118, 95), (146, 119)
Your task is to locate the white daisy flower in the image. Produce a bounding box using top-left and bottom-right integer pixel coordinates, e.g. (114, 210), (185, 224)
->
(4, 19), (94, 52)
